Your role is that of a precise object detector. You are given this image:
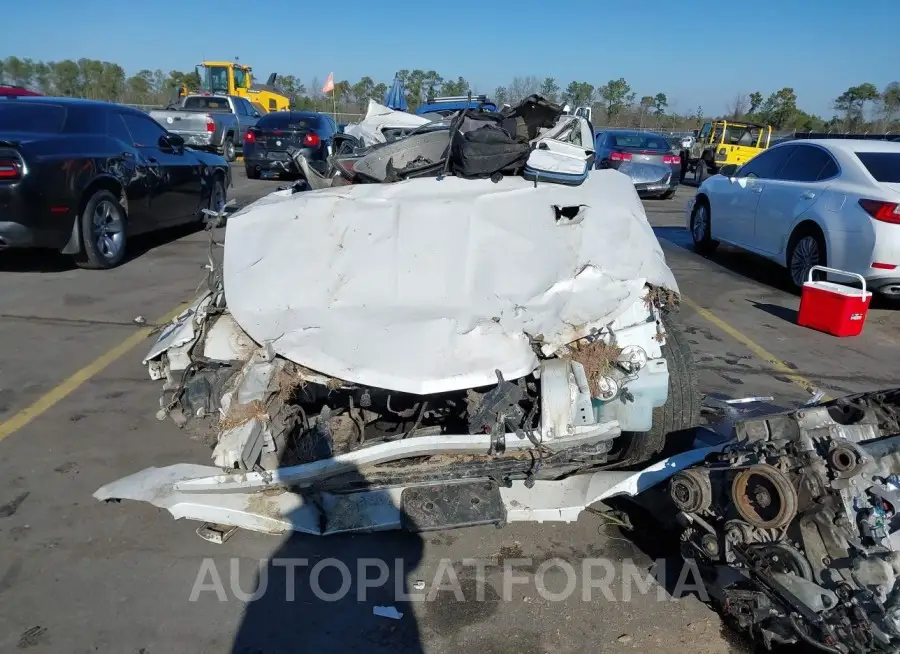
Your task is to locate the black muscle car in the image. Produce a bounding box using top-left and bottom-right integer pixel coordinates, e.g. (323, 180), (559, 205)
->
(0, 97), (231, 268)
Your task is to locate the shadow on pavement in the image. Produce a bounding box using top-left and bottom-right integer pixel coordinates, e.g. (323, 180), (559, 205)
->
(231, 530), (425, 654)
(231, 432), (424, 654)
(749, 300), (798, 324)
(0, 223), (203, 273)
(653, 226), (796, 294)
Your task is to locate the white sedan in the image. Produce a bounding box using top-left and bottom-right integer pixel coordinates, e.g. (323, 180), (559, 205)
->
(685, 139), (900, 296)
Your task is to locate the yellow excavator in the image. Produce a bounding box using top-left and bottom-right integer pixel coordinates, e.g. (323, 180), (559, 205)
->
(178, 61), (290, 113)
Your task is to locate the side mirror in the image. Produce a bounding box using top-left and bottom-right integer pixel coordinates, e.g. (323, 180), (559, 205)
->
(160, 133), (185, 151)
(252, 111), (261, 118)
(719, 164), (738, 178)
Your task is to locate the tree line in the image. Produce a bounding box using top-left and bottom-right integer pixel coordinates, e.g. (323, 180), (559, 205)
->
(725, 84), (900, 133)
(2, 56), (898, 134)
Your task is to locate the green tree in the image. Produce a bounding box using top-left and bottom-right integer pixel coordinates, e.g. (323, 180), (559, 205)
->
(4, 56), (34, 87)
(51, 60), (81, 96)
(441, 76), (469, 96)
(834, 83), (880, 129)
(372, 82), (388, 105)
(597, 78), (632, 124)
(748, 91), (763, 115)
(652, 92), (668, 126)
(562, 81), (594, 108)
(693, 106), (704, 126)
(878, 82), (900, 127)
(494, 86), (509, 106)
(539, 77), (559, 102)
(757, 87), (797, 129)
(278, 74), (306, 108)
(351, 76), (375, 108)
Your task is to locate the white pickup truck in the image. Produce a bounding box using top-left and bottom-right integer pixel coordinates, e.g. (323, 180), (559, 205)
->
(149, 94), (261, 162)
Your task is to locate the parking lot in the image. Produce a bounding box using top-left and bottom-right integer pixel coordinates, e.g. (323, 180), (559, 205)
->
(1, 169), (899, 653)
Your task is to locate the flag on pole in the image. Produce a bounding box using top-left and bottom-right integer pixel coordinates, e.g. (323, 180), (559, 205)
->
(321, 73), (334, 94)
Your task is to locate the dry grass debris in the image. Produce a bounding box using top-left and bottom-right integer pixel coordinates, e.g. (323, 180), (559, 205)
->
(644, 285), (679, 311)
(219, 399), (269, 431)
(567, 338), (622, 396)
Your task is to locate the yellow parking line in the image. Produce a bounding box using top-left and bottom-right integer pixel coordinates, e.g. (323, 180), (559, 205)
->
(0, 303), (188, 443)
(682, 296), (829, 400)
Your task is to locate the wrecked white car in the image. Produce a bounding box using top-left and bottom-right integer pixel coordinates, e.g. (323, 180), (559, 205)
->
(95, 98), (699, 539)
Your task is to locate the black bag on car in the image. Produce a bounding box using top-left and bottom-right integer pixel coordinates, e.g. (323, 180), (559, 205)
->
(450, 121), (530, 179)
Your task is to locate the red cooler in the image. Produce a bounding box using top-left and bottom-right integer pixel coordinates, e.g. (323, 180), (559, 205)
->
(797, 266), (872, 337)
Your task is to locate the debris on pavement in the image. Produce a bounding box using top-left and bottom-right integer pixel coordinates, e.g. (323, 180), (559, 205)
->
(373, 606), (404, 620)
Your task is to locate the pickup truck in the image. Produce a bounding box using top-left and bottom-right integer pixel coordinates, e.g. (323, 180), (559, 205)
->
(149, 94), (261, 162)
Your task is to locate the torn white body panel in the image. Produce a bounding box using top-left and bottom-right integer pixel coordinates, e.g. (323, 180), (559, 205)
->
(223, 170), (677, 394)
(342, 99), (431, 145)
(92, 441), (722, 536)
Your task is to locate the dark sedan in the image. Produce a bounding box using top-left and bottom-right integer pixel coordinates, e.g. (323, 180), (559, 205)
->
(243, 111), (337, 179)
(594, 129), (680, 199)
(0, 97), (231, 269)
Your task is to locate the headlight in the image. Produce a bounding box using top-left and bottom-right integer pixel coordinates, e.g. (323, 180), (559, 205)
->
(618, 345), (648, 373)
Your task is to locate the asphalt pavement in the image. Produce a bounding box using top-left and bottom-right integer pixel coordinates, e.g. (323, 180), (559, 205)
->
(1, 170), (898, 653)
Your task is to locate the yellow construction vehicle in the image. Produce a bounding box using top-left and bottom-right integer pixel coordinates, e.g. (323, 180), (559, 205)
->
(179, 61), (289, 112)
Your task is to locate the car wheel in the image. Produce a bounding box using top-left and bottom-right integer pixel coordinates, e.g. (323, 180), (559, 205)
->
(787, 229), (826, 291)
(222, 136), (236, 162)
(202, 175), (227, 227)
(690, 199), (718, 254)
(694, 159), (707, 184)
(73, 189), (128, 270)
(245, 165), (260, 180)
(679, 158), (688, 182)
(615, 313), (701, 465)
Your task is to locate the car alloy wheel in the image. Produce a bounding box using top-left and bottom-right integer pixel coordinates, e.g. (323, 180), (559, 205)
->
(223, 139), (235, 162)
(790, 235), (820, 287)
(691, 204), (708, 243)
(91, 199), (125, 260)
(211, 180), (226, 214)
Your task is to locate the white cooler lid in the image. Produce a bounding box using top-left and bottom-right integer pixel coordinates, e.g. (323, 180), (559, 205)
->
(803, 280), (872, 298)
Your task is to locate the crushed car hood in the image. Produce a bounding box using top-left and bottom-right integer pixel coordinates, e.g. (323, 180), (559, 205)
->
(341, 99), (431, 145)
(223, 171), (678, 394)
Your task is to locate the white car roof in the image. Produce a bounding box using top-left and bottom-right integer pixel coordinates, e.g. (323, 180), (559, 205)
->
(784, 139), (900, 154)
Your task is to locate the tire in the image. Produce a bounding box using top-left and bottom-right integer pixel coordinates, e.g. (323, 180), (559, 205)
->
(203, 175), (227, 227)
(679, 156), (688, 182)
(245, 165), (260, 180)
(73, 189), (128, 270)
(694, 159), (708, 184)
(222, 136), (236, 162)
(615, 314), (701, 465)
(787, 227), (827, 291)
(690, 198), (718, 254)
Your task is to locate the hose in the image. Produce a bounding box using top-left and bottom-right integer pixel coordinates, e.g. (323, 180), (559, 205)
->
(788, 615), (842, 654)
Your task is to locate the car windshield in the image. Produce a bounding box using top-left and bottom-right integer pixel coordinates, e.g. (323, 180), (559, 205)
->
(258, 114), (319, 131)
(609, 132), (670, 150)
(183, 97), (230, 111)
(0, 103), (66, 132)
(856, 152), (900, 183)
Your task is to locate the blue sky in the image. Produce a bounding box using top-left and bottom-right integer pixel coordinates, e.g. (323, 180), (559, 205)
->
(3, 0), (898, 117)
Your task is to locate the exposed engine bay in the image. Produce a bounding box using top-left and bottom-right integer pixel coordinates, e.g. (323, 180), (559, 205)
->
(662, 389), (900, 653)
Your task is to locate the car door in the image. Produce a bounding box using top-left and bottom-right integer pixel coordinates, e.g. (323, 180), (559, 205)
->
(712, 145), (796, 247)
(241, 98), (261, 135)
(752, 144), (838, 257)
(120, 112), (202, 226)
(105, 112), (156, 235)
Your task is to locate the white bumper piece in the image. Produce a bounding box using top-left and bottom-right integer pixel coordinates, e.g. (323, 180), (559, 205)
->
(93, 444), (721, 537)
